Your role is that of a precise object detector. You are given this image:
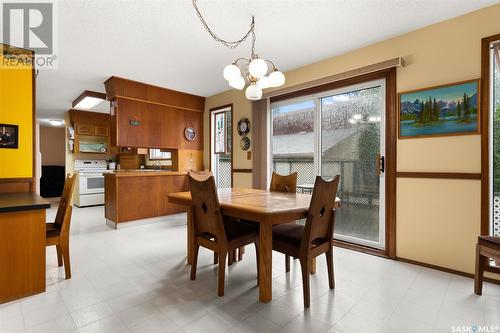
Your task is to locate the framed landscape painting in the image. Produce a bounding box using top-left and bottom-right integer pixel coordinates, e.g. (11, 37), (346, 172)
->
(398, 79), (480, 139)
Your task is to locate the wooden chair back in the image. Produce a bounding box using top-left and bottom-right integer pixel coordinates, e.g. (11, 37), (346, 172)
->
(189, 170), (213, 182)
(54, 174), (76, 233)
(301, 175), (340, 251)
(269, 172), (298, 193)
(188, 176), (226, 243)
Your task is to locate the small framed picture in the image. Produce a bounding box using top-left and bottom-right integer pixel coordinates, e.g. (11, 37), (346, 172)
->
(398, 79), (480, 139)
(0, 124), (19, 149)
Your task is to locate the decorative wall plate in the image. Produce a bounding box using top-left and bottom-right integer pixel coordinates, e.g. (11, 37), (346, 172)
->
(184, 127), (196, 141)
(240, 136), (251, 151)
(237, 118), (250, 136)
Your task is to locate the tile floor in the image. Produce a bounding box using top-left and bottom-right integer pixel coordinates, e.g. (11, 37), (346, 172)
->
(1, 202), (499, 333)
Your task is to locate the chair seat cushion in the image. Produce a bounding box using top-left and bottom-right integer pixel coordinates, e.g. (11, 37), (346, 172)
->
(479, 236), (500, 247)
(224, 218), (258, 241)
(46, 222), (60, 238)
(273, 224), (305, 248)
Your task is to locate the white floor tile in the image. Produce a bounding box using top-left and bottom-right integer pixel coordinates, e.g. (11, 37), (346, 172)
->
(8, 203), (498, 333)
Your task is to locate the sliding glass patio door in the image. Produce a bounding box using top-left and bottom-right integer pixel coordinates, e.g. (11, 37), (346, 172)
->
(319, 80), (385, 249)
(270, 79), (386, 250)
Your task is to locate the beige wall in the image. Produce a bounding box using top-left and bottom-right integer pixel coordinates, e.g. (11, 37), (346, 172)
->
(204, 4), (500, 275)
(40, 126), (65, 166)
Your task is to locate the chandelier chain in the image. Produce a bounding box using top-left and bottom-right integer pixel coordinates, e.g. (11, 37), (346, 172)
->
(192, 0), (256, 54)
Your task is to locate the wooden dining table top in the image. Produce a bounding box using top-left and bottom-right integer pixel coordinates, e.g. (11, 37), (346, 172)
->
(168, 187), (341, 216)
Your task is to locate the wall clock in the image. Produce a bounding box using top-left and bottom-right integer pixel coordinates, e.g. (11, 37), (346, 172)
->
(237, 118), (250, 136)
(184, 127), (196, 141)
(240, 136), (251, 151)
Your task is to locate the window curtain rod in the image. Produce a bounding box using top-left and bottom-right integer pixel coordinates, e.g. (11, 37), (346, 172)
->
(260, 57), (403, 100)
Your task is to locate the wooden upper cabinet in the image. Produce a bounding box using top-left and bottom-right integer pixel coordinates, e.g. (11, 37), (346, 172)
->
(115, 99), (142, 147)
(75, 123), (93, 136)
(94, 126), (109, 137)
(107, 77), (205, 150)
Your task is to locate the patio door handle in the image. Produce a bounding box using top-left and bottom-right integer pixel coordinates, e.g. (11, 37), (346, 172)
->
(376, 153), (385, 176)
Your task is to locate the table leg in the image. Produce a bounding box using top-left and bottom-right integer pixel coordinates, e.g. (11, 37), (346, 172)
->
(187, 208), (194, 265)
(258, 222), (273, 303)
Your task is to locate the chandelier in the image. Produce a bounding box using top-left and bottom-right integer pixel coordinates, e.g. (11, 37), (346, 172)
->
(193, 0), (285, 100)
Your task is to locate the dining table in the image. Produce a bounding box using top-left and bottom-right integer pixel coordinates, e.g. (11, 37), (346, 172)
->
(168, 187), (341, 303)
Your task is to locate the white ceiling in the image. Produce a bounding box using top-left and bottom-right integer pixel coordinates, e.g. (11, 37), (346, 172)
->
(33, 0), (499, 120)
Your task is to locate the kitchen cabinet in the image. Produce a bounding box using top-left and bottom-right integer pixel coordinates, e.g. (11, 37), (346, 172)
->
(94, 126), (109, 137)
(76, 123), (94, 136)
(75, 123), (110, 137)
(114, 98), (202, 150)
(105, 76), (204, 150)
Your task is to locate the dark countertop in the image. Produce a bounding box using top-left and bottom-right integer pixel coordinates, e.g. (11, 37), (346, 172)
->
(0, 193), (51, 213)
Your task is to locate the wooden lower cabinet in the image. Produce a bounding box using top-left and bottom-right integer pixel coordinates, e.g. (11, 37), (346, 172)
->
(104, 172), (188, 224)
(0, 209), (46, 303)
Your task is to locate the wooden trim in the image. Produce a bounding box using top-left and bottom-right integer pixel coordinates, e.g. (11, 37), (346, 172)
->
(72, 90), (107, 108)
(112, 95), (204, 113)
(396, 256), (500, 285)
(105, 76), (206, 100)
(264, 57), (403, 101)
(209, 104), (233, 186)
(397, 78), (481, 139)
(333, 239), (389, 259)
(481, 33), (500, 236)
(31, 50), (36, 192)
(385, 67), (397, 259)
(0, 178), (34, 183)
(396, 172), (481, 180)
(232, 168), (252, 173)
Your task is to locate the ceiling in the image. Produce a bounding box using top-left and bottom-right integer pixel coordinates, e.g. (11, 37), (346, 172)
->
(33, 0), (499, 121)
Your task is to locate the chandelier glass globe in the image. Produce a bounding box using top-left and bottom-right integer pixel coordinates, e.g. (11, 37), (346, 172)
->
(268, 70), (285, 87)
(245, 84), (263, 101)
(229, 76), (245, 90)
(248, 58), (268, 79)
(223, 64), (241, 81)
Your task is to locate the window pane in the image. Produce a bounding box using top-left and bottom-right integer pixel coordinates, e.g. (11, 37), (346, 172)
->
(321, 87), (382, 244)
(271, 99), (316, 187)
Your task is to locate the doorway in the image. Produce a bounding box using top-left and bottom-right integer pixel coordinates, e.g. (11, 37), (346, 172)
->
(270, 73), (394, 253)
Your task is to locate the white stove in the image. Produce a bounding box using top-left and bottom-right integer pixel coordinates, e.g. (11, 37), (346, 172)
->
(74, 160), (108, 207)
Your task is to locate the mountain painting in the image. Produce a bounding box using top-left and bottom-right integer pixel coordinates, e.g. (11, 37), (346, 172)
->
(399, 80), (480, 138)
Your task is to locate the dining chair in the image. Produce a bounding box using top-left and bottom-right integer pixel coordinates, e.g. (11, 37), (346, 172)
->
(272, 175), (340, 307)
(269, 171), (299, 267)
(269, 171), (298, 193)
(189, 175), (259, 296)
(189, 169), (213, 181)
(46, 174), (76, 279)
(474, 235), (500, 295)
(189, 170), (241, 265)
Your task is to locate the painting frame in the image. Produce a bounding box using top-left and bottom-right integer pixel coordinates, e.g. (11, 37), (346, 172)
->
(0, 124), (19, 149)
(398, 79), (481, 139)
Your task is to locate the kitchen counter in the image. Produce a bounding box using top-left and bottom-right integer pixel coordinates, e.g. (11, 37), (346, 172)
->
(104, 170), (188, 177)
(0, 192), (48, 303)
(104, 170), (189, 227)
(0, 192), (50, 213)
